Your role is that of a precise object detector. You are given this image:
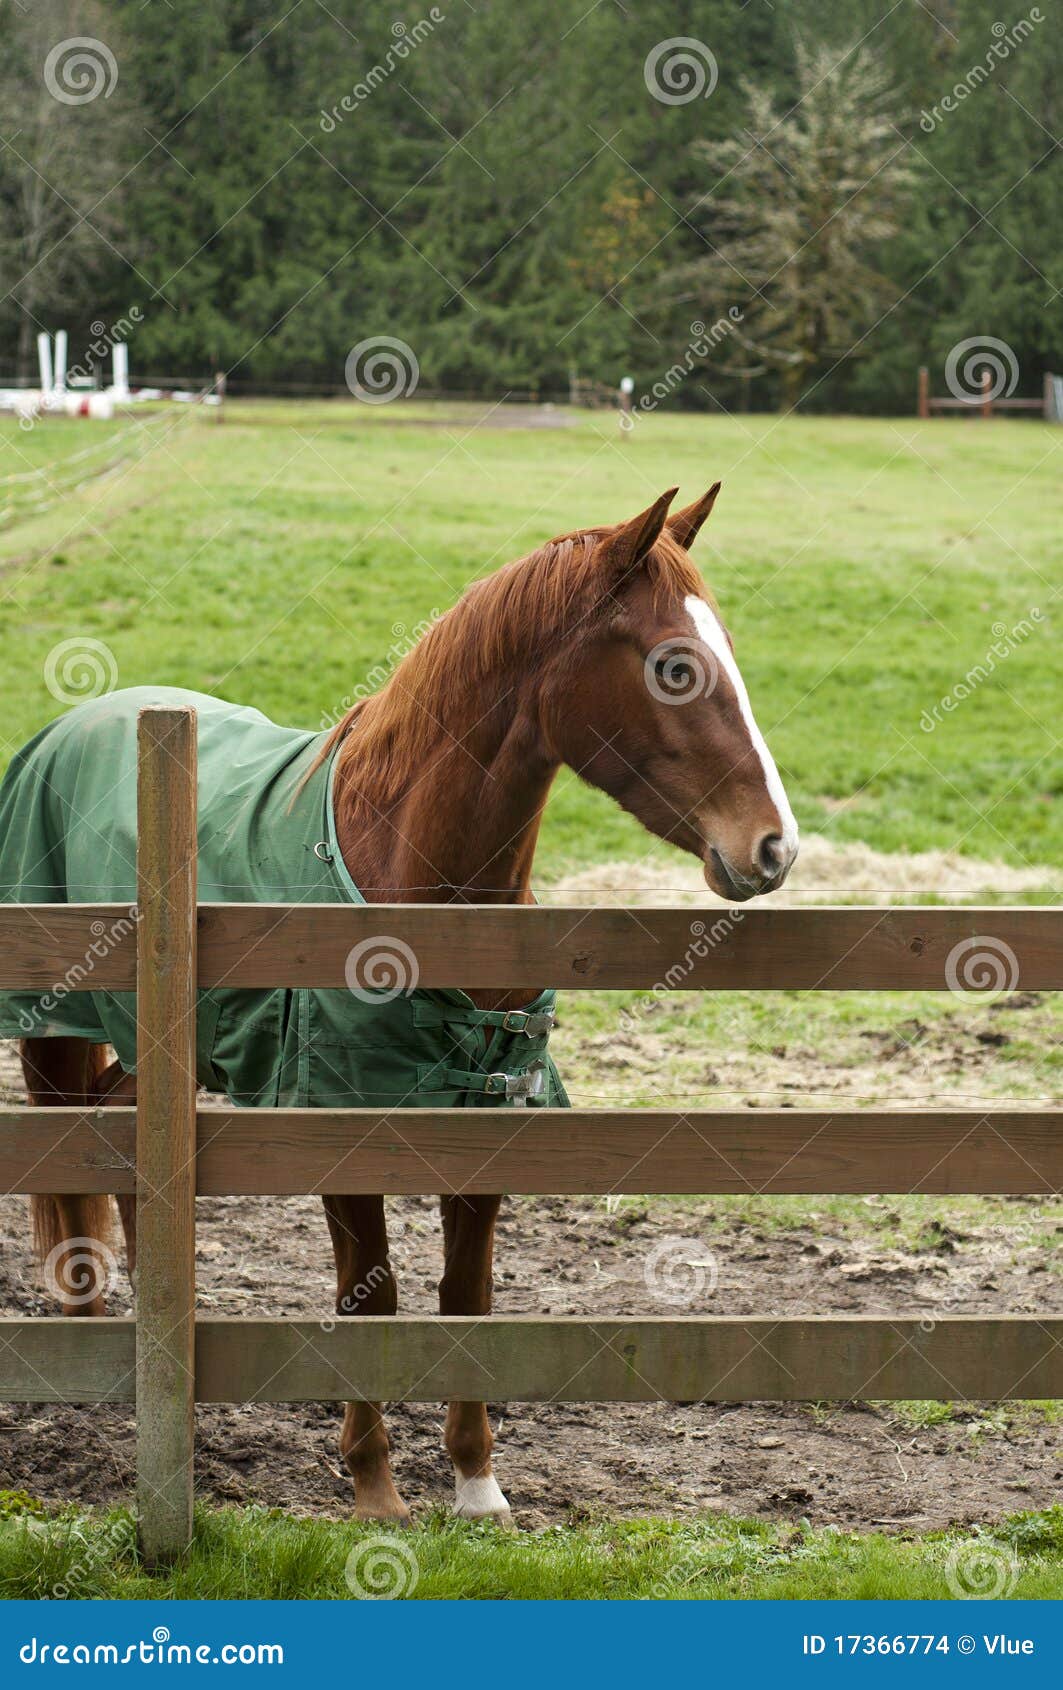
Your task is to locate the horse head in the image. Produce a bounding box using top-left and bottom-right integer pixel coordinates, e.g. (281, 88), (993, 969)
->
(539, 485), (798, 900)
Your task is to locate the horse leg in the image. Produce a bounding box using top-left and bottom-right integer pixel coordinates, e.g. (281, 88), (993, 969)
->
(20, 1038), (115, 1316)
(439, 1193), (511, 1524)
(322, 1195), (409, 1524)
(90, 1057), (138, 1280)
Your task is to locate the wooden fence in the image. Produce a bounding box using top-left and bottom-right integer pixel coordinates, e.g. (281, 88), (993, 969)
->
(1, 706), (1061, 1560)
(917, 365), (1061, 420)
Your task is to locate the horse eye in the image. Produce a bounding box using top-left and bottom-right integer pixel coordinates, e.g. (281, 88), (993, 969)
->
(656, 656), (694, 686)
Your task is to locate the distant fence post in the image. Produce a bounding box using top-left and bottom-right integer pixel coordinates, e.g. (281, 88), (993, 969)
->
(135, 707), (198, 1561)
(917, 365), (929, 419)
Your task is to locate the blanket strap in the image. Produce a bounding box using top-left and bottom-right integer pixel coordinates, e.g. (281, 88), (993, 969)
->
(412, 1003), (556, 1038)
(417, 1058), (548, 1105)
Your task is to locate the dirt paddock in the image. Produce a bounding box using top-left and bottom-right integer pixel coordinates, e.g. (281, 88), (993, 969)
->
(3, 1048), (1062, 1533)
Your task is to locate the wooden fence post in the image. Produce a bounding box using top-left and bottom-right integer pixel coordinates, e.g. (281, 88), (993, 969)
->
(917, 365), (929, 418)
(136, 707), (198, 1560)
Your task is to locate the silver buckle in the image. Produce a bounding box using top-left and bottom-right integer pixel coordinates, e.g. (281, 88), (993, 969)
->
(502, 1009), (555, 1038)
(485, 1062), (547, 1106)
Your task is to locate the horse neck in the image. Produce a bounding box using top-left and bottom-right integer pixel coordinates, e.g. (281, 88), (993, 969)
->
(332, 668), (559, 910)
(331, 664), (559, 1013)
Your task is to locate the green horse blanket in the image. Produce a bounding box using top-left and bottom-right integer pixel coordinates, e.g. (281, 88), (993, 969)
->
(0, 687), (567, 1111)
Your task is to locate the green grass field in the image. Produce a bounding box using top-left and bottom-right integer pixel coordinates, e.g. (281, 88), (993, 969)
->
(1, 401), (1061, 1599)
(2, 402), (1060, 867)
(4, 1498), (1063, 1602)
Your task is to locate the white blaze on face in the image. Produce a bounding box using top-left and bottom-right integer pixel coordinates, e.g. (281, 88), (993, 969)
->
(684, 595), (799, 857)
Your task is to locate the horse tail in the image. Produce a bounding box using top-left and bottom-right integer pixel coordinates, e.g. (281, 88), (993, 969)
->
(30, 1192), (116, 1272)
(22, 1038), (116, 1272)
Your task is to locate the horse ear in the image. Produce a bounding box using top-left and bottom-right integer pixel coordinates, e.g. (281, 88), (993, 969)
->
(667, 482), (722, 550)
(599, 487), (678, 579)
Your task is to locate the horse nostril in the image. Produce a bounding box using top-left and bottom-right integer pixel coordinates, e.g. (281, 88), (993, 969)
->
(757, 833), (785, 878)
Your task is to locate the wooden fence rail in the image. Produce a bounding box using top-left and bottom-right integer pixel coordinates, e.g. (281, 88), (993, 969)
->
(0, 705), (1060, 1558)
(2, 1108), (1063, 1196)
(4, 902), (1063, 991)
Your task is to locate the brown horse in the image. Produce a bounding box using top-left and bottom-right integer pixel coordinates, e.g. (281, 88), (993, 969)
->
(21, 482), (797, 1524)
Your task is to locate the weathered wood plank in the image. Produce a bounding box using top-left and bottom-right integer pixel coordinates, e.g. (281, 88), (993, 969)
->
(0, 1108), (136, 1192)
(2, 1107), (1061, 1197)
(2, 1318), (1060, 1405)
(135, 708), (198, 1561)
(0, 905), (138, 990)
(0, 1318), (135, 1401)
(193, 1317), (1063, 1404)
(192, 1107), (1063, 1196)
(196, 904), (1063, 990)
(3, 904), (1061, 992)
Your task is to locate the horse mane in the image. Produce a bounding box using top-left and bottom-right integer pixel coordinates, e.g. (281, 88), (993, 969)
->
(308, 524), (707, 810)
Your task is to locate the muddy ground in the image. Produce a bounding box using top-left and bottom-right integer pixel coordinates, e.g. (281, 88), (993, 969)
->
(3, 1039), (1062, 1533)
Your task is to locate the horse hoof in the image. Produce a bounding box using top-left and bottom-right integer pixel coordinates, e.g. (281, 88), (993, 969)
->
(353, 1487), (410, 1527)
(354, 1501), (412, 1527)
(452, 1471), (513, 1526)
